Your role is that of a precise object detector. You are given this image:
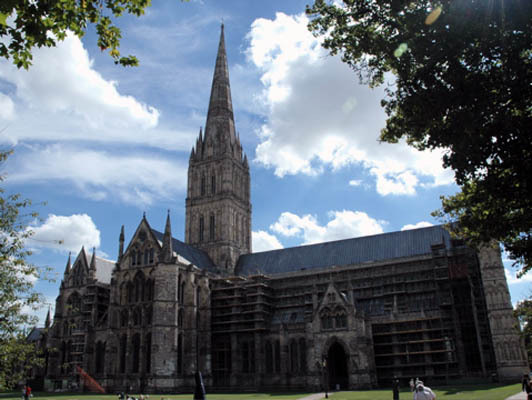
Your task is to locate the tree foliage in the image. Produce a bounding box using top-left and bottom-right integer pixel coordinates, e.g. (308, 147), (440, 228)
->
(515, 298), (532, 368)
(307, 0), (532, 274)
(0, 0), (155, 69)
(0, 150), (46, 390)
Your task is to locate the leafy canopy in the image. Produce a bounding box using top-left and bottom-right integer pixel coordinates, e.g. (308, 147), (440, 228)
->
(307, 0), (532, 274)
(0, 150), (48, 390)
(0, 0), (157, 69)
(515, 298), (532, 368)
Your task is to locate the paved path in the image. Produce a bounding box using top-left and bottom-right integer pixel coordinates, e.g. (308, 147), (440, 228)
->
(297, 393), (326, 400)
(505, 392), (527, 400)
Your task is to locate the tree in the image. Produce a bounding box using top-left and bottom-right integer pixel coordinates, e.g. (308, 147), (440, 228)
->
(0, 0), (172, 69)
(514, 298), (532, 368)
(0, 150), (47, 390)
(306, 0), (532, 274)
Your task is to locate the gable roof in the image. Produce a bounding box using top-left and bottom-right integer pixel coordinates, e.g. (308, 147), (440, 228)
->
(93, 256), (116, 284)
(235, 225), (452, 276)
(151, 230), (216, 272)
(70, 248), (115, 284)
(26, 327), (45, 342)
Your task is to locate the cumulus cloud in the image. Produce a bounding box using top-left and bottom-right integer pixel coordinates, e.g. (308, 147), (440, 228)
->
(401, 221), (434, 231)
(29, 214), (100, 253)
(0, 93), (15, 120)
(270, 210), (385, 245)
(252, 230), (284, 253)
(504, 258), (532, 285)
(9, 144), (187, 207)
(0, 32), (158, 132)
(247, 13), (454, 196)
(0, 32), (205, 151)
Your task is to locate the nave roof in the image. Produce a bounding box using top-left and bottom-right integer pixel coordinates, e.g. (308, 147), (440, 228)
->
(235, 225), (453, 276)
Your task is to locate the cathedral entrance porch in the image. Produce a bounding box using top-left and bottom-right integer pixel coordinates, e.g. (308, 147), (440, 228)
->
(327, 342), (349, 390)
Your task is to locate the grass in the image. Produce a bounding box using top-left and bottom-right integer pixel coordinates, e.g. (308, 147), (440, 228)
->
(327, 383), (522, 400)
(0, 383), (522, 400)
(0, 393), (309, 400)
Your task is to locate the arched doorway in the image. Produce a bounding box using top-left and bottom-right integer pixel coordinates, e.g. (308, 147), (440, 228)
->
(327, 341), (348, 390)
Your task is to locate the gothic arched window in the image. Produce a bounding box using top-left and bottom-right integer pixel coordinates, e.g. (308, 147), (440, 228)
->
(209, 214), (215, 241)
(241, 340), (255, 373)
(299, 338), (306, 372)
(95, 341), (106, 374)
(144, 305), (152, 326)
(199, 216), (204, 242)
(201, 173), (206, 196)
(67, 292), (81, 315)
(134, 273), (144, 302)
(211, 174), (216, 194)
(119, 334), (127, 373)
(132, 333), (141, 373)
(178, 275), (185, 304)
(177, 333), (183, 374)
(145, 333), (152, 373)
(127, 282), (134, 303)
(274, 340), (281, 373)
(265, 341), (273, 373)
(290, 339), (298, 373)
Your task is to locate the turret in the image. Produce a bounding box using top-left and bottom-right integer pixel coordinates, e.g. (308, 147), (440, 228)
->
(118, 225), (125, 261)
(89, 247), (96, 279)
(45, 307), (51, 329)
(161, 210), (174, 263)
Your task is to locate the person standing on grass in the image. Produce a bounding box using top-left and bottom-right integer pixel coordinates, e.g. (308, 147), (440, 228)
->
(393, 377), (400, 400)
(413, 383), (436, 400)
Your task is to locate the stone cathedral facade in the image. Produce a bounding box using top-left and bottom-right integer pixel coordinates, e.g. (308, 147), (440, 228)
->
(44, 26), (528, 393)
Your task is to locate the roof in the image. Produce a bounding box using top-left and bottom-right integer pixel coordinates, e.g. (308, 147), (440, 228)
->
(152, 230), (216, 272)
(26, 327), (45, 342)
(235, 225), (453, 276)
(93, 256), (115, 284)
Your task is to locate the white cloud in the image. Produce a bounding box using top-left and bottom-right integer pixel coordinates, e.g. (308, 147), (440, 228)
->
(9, 144), (187, 207)
(252, 230), (283, 253)
(401, 221), (434, 231)
(0, 93), (15, 120)
(29, 214), (100, 253)
(0, 32), (210, 152)
(247, 13), (454, 196)
(0, 32), (158, 130)
(349, 179), (362, 187)
(505, 266), (532, 285)
(270, 210), (385, 245)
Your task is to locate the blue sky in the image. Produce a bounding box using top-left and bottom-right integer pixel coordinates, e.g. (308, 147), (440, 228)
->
(0, 0), (529, 324)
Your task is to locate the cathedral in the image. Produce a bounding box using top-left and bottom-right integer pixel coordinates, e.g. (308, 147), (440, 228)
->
(43, 26), (528, 393)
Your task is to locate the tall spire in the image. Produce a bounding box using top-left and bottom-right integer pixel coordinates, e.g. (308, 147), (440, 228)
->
(204, 23), (237, 150)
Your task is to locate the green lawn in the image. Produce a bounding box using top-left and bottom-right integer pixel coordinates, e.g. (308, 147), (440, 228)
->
(0, 393), (309, 400)
(328, 383), (522, 400)
(0, 384), (523, 400)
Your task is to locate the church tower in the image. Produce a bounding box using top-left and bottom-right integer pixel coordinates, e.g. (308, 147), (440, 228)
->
(185, 25), (251, 272)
